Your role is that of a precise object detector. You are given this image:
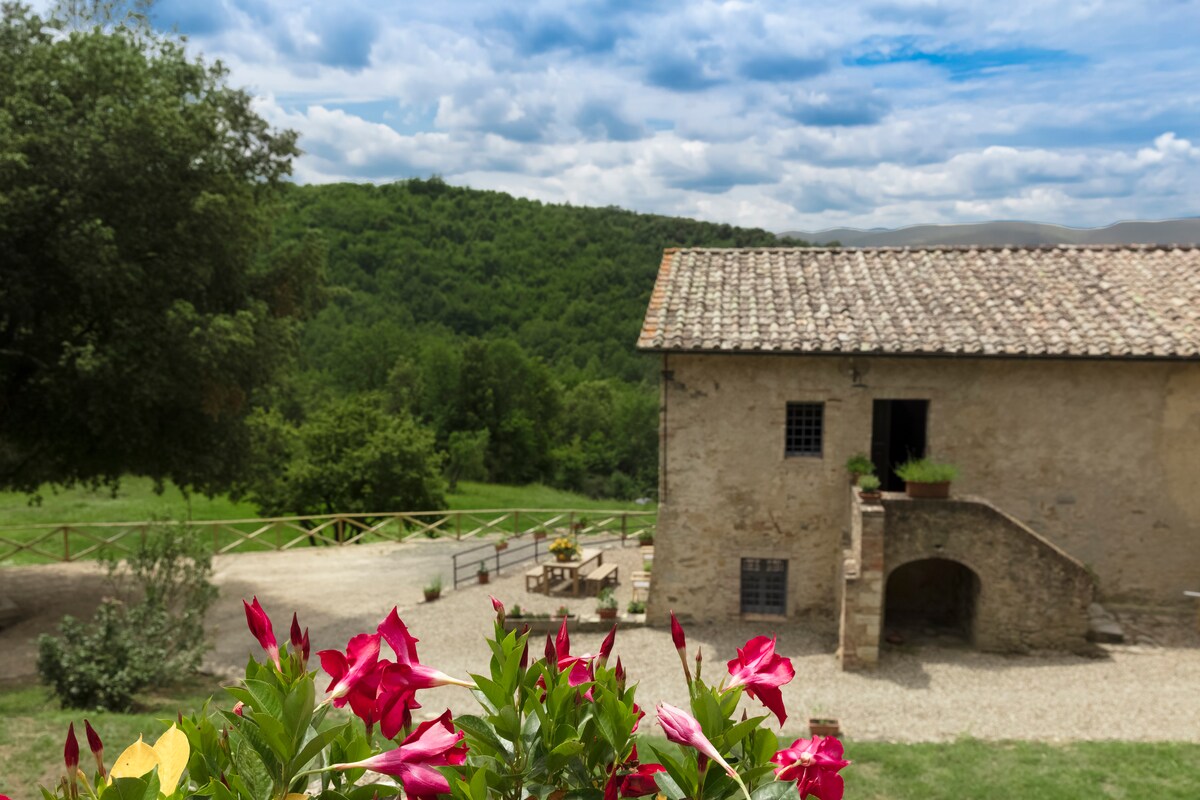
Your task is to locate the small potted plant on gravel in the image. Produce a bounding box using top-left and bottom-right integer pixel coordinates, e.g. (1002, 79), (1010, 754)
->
(532, 526), (548, 541)
(808, 713), (841, 738)
(896, 457), (960, 499)
(626, 599), (646, 615)
(845, 452), (875, 485)
(495, 537), (509, 552)
(423, 575), (443, 602)
(477, 561), (490, 585)
(596, 587), (618, 620)
(637, 529), (655, 546)
(857, 473), (882, 503)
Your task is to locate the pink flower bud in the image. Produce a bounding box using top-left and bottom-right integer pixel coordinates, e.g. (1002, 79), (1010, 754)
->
(243, 597), (281, 669)
(84, 719), (105, 778)
(64, 722), (79, 773)
(598, 623), (617, 667)
(670, 611), (686, 652)
(233, 701), (245, 717)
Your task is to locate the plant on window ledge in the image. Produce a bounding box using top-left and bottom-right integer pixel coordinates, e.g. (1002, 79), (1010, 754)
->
(857, 473), (882, 502)
(845, 453), (875, 484)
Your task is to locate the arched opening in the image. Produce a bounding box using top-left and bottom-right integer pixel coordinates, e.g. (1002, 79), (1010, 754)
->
(884, 558), (979, 645)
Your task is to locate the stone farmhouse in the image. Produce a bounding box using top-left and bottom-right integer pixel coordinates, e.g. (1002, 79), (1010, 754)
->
(636, 245), (1200, 668)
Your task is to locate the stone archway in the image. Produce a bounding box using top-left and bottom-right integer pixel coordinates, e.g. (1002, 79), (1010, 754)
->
(884, 558), (980, 644)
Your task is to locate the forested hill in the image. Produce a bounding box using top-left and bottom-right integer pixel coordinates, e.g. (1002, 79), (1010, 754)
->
(281, 178), (804, 385)
(272, 178), (807, 500)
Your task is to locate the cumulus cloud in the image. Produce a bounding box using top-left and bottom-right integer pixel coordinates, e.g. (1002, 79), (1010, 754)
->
(134, 0), (1200, 230)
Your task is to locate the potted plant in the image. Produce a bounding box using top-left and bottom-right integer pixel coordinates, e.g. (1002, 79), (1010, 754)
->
(495, 537), (509, 552)
(573, 515), (589, 533)
(477, 561), (490, 585)
(509, 603), (524, 619)
(626, 599), (646, 615)
(549, 537), (579, 562)
(532, 526), (548, 541)
(423, 575), (443, 602)
(637, 529), (655, 546)
(808, 715), (841, 738)
(642, 560), (653, 573)
(555, 605), (571, 618)
(596, 587), (618, 620)
(857, 474), (882, 503)
(845, 453), (875, 485)
(895, 457), (960, 499)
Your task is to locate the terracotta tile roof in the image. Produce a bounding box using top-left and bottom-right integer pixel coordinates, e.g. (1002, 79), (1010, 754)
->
(637, 245), (1200, 358)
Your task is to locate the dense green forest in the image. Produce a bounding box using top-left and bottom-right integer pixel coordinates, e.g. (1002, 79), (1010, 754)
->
(268, 178), (806, 501)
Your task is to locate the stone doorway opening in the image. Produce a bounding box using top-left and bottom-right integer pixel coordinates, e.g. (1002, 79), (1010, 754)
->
(884, 558), (979, 644)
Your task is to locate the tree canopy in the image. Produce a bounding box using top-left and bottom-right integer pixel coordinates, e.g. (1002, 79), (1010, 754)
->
(0, 4), (323, 494)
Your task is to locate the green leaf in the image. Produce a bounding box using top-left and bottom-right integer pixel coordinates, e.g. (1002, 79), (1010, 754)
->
(455, 713), (512, 756)
(241, 678), (285, 718)
(282, 675), (316, 748)
(101, 778), (151, 800)
(288, 722), (350, 775)
(750, 781), (796, 800)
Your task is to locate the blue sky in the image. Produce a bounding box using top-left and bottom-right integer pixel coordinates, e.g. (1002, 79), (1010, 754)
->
(119, 1), (1200, 229)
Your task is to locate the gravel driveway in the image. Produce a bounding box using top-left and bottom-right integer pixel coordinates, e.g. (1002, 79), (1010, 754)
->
(3, 540), (1198, 742)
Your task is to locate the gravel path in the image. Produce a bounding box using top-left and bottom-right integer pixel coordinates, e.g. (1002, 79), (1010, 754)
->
(3, 540), (1198, 742)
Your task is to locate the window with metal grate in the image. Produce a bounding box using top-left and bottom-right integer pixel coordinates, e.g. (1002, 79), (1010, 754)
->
(785, 402), (824, 457)
(741, 557), (788, 615)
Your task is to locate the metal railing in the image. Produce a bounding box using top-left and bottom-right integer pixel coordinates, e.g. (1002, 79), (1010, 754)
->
(0, 508), (657, 566)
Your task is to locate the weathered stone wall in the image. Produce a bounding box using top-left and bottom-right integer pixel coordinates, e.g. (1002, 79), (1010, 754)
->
(647, 353), (1200, 625)
(882, 494), (1093, 653)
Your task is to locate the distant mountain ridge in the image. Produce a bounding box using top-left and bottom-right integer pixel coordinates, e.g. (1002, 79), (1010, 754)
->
(781, 218), (1200, 247)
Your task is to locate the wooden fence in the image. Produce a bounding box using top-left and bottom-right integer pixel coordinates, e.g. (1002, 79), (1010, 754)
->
(0, 509), (657, 566)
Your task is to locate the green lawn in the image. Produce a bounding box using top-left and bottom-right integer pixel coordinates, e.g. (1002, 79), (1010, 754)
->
(0, 479), (655, 566)
(4, 682), (1197, 799)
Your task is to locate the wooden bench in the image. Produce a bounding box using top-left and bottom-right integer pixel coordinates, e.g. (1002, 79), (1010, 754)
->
(525, 565), (546, 592)
(585, 562), (619, 594)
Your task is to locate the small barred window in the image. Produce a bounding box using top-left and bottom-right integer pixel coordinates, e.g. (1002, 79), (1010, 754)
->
(785, 402), (823, 457)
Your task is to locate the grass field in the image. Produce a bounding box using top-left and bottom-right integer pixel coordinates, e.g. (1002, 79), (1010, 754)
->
(0, 479), (655, 566)
(4, 681), (1198, 799)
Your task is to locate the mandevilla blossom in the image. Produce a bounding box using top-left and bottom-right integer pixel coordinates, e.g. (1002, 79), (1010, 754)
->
(490, 595), (505, 625)
(598, 623), (617, 667)
(771, 736), (850, 800)
(243, 597), (281, 669)
(331, 710), (467, 800)
(725, 635), (796, 726)
(290, 613), (310, 665)
(553, 617), (596, 687)
(669, 612), (692, 683)
(64, 722), (79, 775)
(620, 763), (667, 797)
(655, 703), (736, 778)
(232, 701), (245, 717)
(379, 608), (420, 665)
(84, 719), (105, 778)
(319, 632), (382, 705)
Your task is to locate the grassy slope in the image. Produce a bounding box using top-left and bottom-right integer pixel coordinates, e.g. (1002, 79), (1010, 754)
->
(4, 686), (1197, 800)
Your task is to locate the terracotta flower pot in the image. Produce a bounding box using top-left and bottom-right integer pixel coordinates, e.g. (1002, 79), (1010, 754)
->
(597, 607), (618, 620)
(478, 573), (490, 585)
(858, 490), (882, 503)
(495, 541), (508, 551)
(555, 552), (574, 563)
(424, 590), (441, 602)
(905, 481), (950, 499)
(808, 718), (840, 738)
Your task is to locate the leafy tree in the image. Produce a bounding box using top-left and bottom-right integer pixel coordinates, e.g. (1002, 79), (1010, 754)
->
(240, 395), (446, 518)
(0, 4), (323, 495)
(445, 429), (489, 491)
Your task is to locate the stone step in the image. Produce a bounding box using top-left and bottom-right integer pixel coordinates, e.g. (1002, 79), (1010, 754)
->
(1086, 601), (1125, 644)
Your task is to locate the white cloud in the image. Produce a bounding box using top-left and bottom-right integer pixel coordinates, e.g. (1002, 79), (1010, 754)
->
(132, 0), (1200, 230)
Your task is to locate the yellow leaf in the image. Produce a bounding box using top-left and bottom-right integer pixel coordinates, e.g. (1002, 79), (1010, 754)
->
(152, 724), (190, 794)
(109, 736), (159, 782)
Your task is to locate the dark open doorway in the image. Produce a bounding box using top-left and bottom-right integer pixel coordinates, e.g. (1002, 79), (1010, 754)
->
(871, 399), (929, 491)
(884, 558), (979, 644)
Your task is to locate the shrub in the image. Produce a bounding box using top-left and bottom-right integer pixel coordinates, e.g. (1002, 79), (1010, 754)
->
(37, 523), (216, 710)
(859, 474), (881, 491)
(845, 452), (875, 476)
(895, 457), (960, 483)
(626, 599), (646, 613)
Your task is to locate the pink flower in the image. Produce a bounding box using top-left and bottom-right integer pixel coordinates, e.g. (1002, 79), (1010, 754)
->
(669, 611), (693, 683)
(621, 763), (666, 797)
(318, 632), (382, 705)
(598, 623), (618, 666)
(377, 666), (422, 740)
(379, 607), (420, 665)
(490, 596), (505, 625)
(290, 613), (310, 664)
(771, 736), (849, 800)
(655, 703), (734, 777)
(243, 597), (281, 669)
(64, 722), (79, 773)
(84, 719), (105, 777)
(390, 662), (476, 691)
(232, 701), (245, 717)
(725, 636), (795, 726)
(552, 616), (595, 687)
(332, 710), (467, 800)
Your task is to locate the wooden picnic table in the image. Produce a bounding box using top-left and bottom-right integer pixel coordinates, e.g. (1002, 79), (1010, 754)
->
(542, 548), (603, 597)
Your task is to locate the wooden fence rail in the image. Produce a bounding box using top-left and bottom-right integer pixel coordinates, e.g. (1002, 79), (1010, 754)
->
(0, 509), (657, 566)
